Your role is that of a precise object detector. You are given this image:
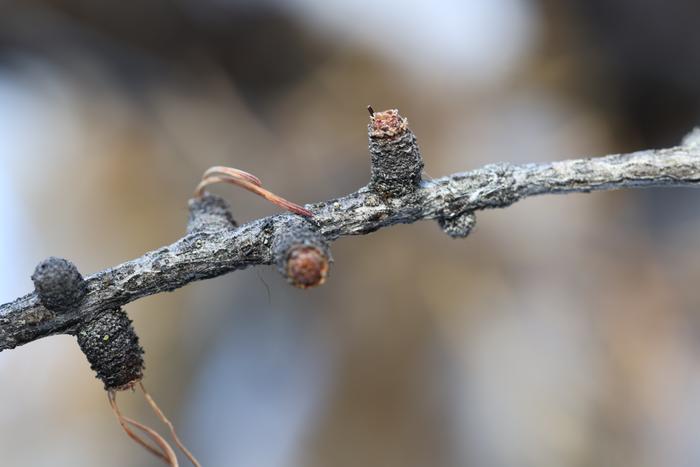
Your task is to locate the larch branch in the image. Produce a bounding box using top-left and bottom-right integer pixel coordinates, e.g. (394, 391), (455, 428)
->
(1, 114), (699, 353)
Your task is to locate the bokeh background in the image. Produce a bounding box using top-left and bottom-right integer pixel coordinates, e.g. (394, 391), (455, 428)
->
(2, 1), (700, 466)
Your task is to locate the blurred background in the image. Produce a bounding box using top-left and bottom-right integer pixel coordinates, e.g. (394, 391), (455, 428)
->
(2, 0), (700, 466)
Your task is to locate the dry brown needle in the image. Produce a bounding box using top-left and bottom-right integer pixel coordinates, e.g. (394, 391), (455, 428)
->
(140, 382), (202, 467)
(194, 165), (313, 217)
(108, 390), (179, 466)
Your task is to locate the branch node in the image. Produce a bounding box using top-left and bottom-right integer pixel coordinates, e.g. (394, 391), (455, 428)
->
(272, 217), (330, 288)
(31, 257), (87, 313)
(438, 212), (477, 238)
(187, 193), (237, 233)
(77, 308), (144, 391)
(368, 109), (424, 197)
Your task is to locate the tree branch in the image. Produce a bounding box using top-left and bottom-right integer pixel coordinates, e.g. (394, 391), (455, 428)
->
(2, 114), (700, 354)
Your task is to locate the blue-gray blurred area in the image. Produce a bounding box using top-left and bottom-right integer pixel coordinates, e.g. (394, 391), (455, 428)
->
(2, 1), (700, 466)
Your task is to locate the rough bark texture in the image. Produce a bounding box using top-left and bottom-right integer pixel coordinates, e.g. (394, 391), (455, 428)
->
(1, 114), (700, 353)
(76, 308), (144, 390)
(368, 109), (424, 196)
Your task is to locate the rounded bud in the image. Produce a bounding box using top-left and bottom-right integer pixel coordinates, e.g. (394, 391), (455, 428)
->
(31, 257), (87, 312)
(438, 212), (476, 238)
(272, 217), (331, 289)
(286, 245), (329, 288)
(77, 308), (144, 391)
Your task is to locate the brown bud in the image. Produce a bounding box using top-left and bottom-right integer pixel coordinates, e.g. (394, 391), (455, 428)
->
(286, 245), (329, 288)
(369, 109), (408, 138)
(272, 217), (331, 289)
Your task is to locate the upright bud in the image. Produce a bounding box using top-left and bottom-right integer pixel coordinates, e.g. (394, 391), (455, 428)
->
(368, 108), (424, 197)
(187, 193), (237, 233)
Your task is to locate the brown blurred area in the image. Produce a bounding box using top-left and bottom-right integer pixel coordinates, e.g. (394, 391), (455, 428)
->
(2, 1), (700, 466)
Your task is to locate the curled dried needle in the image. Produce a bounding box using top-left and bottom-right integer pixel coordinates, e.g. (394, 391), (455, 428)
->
(194, 166), (313, 217)
(140, 382), (201, 467)
(108, 390), (179, 466)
